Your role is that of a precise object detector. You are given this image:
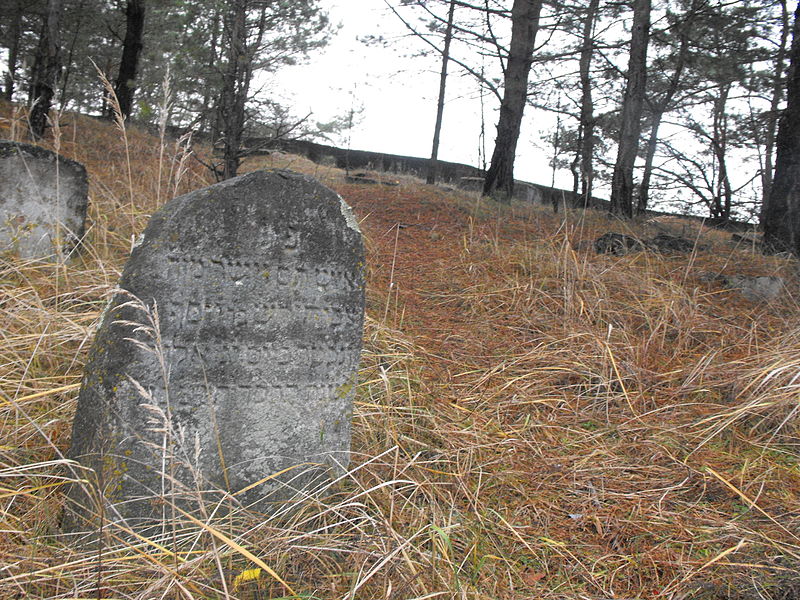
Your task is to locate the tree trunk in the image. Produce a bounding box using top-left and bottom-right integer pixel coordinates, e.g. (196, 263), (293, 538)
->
(482, 0), (543, 200)
(427, 0), (456, 185)
(28, 0), (63, 141)
(570, 141), (580, 197)
(710, 83), (731, 222)
(220, 0), (250, 180)
(202, 6), (223, 139)
(220, 0), (270, 179)
(609, 0), (651, 218)
(636, 2), (694, 214)
(578, 0), (599, 208)
(760, 0), (790, 227)
(59, 0), (88, 112)
(3, 0), (23, 101)
(764, 3), (800, 254)
(637, 110), (663, 215)
(113, 0), (146, 120)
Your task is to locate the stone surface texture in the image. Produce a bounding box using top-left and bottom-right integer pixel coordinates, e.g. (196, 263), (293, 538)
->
(720, 274), (784, 301)
(0, 140), (88, 258)
(65, 170), (365, 531)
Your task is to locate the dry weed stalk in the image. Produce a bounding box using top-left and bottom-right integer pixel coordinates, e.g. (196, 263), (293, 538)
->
(1, 100), (800, 599)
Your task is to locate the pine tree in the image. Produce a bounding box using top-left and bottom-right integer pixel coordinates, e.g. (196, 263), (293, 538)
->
(763, 1), (800, 254)
(483, 0), (543, 200)
(112, 0), (146, 120)
(609, 0), (651, 218)
(28, 0), (63, 140)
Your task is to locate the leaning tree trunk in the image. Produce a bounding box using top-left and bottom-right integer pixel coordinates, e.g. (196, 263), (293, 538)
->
(28, 0), (63, 141)
(609, 0), (651, 218)
(427, 0), (456, 185)
(637, 110), (663, 214)
(113, 0), (146, 120)
(637, 1), (693, 214)
(764, 2), (800, 254)
(483, 0), (543, 201)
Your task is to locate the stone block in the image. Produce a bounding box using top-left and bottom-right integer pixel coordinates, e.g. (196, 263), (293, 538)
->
(63, 170), (365, 533)
(0, 140), (88, 258)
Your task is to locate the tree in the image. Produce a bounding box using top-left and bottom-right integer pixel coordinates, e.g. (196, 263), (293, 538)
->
(636, 0), (704, 214)
(217, 0), (330, 180)
(759, 0), (790, 224)
(609, 0), (651, 218)
(763, 1), (800, 254)
(483, 0), (543, 199)
(427, 0), (456, 185)
(28, 0), (63, 140)
(132, 0), (225, 131)
(2, 0), (25, 101)
(649, 1), (771, 223)
(112, 0), (146, 120)
(577, 0), (600, 207)
(382, 0), (511, 181)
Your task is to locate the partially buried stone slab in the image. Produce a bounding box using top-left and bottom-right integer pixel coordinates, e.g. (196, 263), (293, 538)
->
(64, 170), (365, 532)
(0, 140), (88, 258)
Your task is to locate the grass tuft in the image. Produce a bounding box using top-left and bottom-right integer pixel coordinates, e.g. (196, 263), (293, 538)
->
(1, 99), (799, 598)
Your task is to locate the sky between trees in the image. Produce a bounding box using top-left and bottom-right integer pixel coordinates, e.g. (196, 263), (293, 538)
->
(3, 0), (795, 225)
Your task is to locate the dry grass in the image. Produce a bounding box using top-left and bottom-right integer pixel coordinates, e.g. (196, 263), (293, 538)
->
(1, 99), (800, 599)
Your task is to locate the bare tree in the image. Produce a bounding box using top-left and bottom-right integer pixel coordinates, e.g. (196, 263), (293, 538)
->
(427, 0), (456, 185)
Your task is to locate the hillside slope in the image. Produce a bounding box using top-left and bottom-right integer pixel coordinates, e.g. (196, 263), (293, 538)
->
(2, 103), (800, 599)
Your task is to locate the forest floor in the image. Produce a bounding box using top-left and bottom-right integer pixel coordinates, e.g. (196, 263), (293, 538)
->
(2, 101), (800, 599)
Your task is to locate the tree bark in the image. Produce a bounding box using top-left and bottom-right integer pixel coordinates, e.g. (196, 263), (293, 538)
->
(220, 0), (248, 180)
(578, 0), (599, 208)
(759, 0), (790, 227)
(202, 5), (223, 139)
(28, 0), (63, 141)
(609, 0), (651, 218)
(763, 2), (800, 254)
(113, 0), (146, 120)
(219, 0), (270, 180)
(637, 111), (663, 215)
(427, 0), (456, 185)
(482, 0), (543, 200)
(3, 0), (23, 101)
(710, 84), (732, 223)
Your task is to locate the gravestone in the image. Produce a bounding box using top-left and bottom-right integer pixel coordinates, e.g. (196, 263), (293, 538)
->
(0, 140), (88, 258)
(64, 170), (365, 532)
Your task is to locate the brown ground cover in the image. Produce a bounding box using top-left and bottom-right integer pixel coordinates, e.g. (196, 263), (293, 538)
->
(2, 101), (800, 599)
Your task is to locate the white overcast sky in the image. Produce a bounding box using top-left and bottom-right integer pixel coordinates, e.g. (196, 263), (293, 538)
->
(271, 0), (563, 187)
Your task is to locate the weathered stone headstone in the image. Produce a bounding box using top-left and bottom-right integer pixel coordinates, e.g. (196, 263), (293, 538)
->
(64, 170), (365, 532)
(0, 140), (88, 258)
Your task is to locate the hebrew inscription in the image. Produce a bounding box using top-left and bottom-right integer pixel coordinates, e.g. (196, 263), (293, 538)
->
(64, 170), (365, 532)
